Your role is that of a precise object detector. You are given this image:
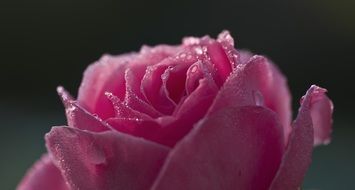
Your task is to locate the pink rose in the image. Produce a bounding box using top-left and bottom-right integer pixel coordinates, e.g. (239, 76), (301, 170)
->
(18, 31), (333, 190)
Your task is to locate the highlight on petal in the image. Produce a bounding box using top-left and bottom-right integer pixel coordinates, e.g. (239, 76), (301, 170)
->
(270, 85), (325, 190)
(17, 154), (68, 190)
(46, 126), (169, 190)
(152, 106), (284, 190)
(57, 86), (110, 132)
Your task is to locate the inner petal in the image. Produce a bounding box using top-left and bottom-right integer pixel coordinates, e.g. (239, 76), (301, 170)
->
(200, 36), (234, 86)
(141, 51), (198, 114)
(185, 60), (215, 94)
(165, 61), (191, 104)
(141, 63), (177, 114)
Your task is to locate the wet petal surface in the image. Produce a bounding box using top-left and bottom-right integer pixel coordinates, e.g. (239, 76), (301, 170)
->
(153, 106), (284, 190)
(270, 85), (332, 190)
(46, 127), (169, 190)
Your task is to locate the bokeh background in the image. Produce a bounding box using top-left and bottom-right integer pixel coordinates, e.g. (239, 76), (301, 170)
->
(1, 0), (354, 189)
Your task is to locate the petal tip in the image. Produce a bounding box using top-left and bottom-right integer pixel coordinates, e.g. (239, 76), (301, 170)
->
(57, 86), (74, 105)
(301, 85), (333, 146)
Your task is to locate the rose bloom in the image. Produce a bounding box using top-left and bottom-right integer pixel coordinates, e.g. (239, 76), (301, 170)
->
(18, 31), (333, 190)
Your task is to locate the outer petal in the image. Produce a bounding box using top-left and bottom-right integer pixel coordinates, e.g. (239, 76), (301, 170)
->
(269, 85), (331, 190)
(152, 106), (284, 190)
(17, 154), (68, 190)
(57, 86), (110, 132)
(208, 55), (292, 142)
(304, 86), (333, 146)
(46, 126), (169, 190)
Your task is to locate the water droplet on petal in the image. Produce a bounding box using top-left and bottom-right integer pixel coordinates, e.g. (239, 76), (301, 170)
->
(183, 37), (200, 45)
(253, 90), (264, 106)
(217, 30), (234, 46)
(161, 71), (169, 81)
(190, 65), (198, 73)
(194, 47), (203, 55)
(105, 92), (114, 100)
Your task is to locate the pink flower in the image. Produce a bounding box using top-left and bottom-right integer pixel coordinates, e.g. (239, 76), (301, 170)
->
(18, 31), (333, 190)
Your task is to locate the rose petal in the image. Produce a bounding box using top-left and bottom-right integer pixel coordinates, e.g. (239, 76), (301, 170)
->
(154, 78), (219, 147)
(106, 118), (162, 143)
(163, 62), (190, 103)
(217, 30), (235, 50)
(175, 78), (218, 119)
(185, 61), (206, 94)
(125, 45), (181, 102)
(185, 60), (215, 95)
(124, 68), (163, 118)
(217, 31), (240, 69)
(141, 64), (177, 114)
(208, 55), (292, 142)
(200, 35), (234, 85)
(121, 45), (181, 116)
(238, 50), (253, 64)
(104, 92), (161, 138)
(17, 154), (68, 190)
(125, 87), (164, 118)
(263, 59), (292, 140)
(303, 86), (333, 146)
(269, 85), (327, 190)
(57, 86), (110, 132)
(152, 106), (284, 190)
(105, 92), (153, 120)
(124, 67), (147, 101)
(78, 54), (136, 119)
(46, 126), (169, 190)
(106, 77), (218, 147)
(78, 45), (179, 120)
(141, 53), (197, 114)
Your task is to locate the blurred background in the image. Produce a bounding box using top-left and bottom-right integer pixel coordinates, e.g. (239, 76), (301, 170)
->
(1, 0), (354, 189)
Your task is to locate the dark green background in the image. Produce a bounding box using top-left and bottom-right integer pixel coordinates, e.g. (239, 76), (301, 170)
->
(1, 0), (354, 189)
